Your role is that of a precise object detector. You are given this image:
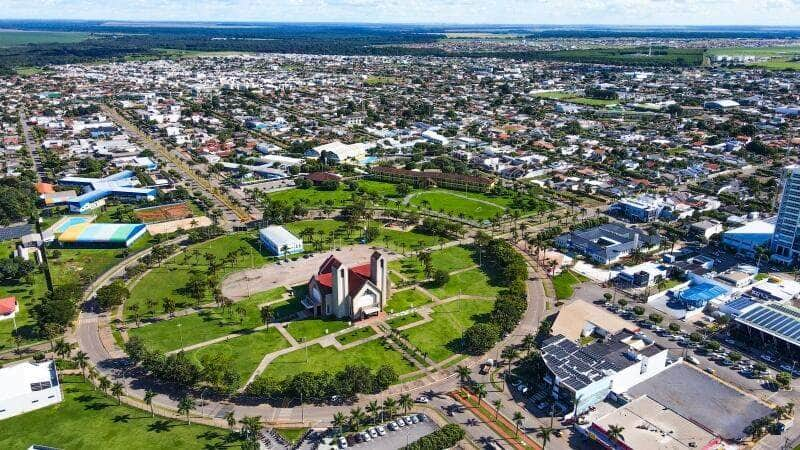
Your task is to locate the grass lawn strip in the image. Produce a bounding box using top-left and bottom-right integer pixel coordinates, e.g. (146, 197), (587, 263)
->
(335, 326), (377, 345)
(285, 317), (350, 342)
(264, 339), (415, 381)
(427, 268), (502, 300)
(386, 312), (425, 329)
(128, 287), (285, 353)
(187, 327), (290, 387)
(551, 270), (588, 300)
(0, 375), (242, 450)
(402, 299), (495, 362)
(386, 288), (432, 313)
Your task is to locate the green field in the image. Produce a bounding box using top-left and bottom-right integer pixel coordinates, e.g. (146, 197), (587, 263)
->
(284, 317), (350, 342)
(706, 46), (800, 71)
(533, 91), (618, 107)
(552, 270), (588, 300)
(0, 266), (48, 350)
(335, 326), (377, 345)
(426, 268), (502, 300)
(365, 76), (400, 86)
(284, 219), (440, 254)
(0, 30), (92, 47)
(389, 245), (477, 281)
(128, 288), (285, 353)
(386, 288), (432, 313)
(48, 234), (153, 288)
(264, 339), (415, 381)
(403, 299), (495, 362)
(0, 375), (242, 450)
(125, 233), (270, 318)
(409, 191), (506, 220)
(187, 328), (290, 387)
(387, 312), (424, 329)
(267, 180), (404, 207)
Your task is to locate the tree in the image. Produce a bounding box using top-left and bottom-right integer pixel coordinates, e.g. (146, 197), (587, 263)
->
(225, 411), (236, 430)
(632, 306), (645, 316)
(178, 395), (196, 424)
(668, 323), (681, 333)
(431, 269), (450, 287)
(648, 313), (663, 325)
(704, 340), (721, 352)
(463, 323), (500, 355)
(473, 383), (487, 405)
(512, 411), (524, 437)
(617, 299), (628, 308)
(607, 424), (625, 442)
(144, 389), (156, 418)
(456, 365), (471, 388)
(776, 371), (792, 390)
(333, 411), (347, 435)
(400, 393), (414, 414)
(349, 407), (367, 431)
(239, 416), (263, 446)
(492, 399), (503, 421)
(96, 279), (130, 310)
(603, 293), (613, 302)
(366, 400), (380, 425)
(537, 426), (554, 449)
(98, 376), (111, 394)
(522, 333), (536, 356)
(110, 382), (124, 405)
(382, 398), (398, 420)
(73, 350), (89, 378)
(260, 305), (274, 325)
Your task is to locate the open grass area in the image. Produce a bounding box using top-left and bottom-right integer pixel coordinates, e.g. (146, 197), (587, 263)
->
(387, 312), (424, 329)
(125, 232), (270, 318)
(284, 317), (350, 342)
(187, 328), (290, 387)
(426, 268), (502, 300)
(386, 288), (432, 313)
(267, 180), (404, 207)
(409, 191), (506, 221)
(0, 375), (242, 450)
(0, 30), (92, 47)
(402, 299), (495, 362)
(389, 245), (476, 281)
(274, 427), (309, 445)
(0, 267), (48, 350)
(264, 339), (415, 381)
(48, 233), (153, 288)
(128, 288), (285, 353)
(335, 326), (376, 345)
(533, 91), (618, 106)
(552, 270), (588, 300)
(284, 219), (440, 254)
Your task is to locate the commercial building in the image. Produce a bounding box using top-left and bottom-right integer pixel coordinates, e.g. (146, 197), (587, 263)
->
(610, 194), (667, 222)
(59, 170), (157, 213)
(733, 303), (800, 357)
(689, 219), (723, 241)
(369, 166), (496, 192)
(555, 223), (661, 265)
(57, 223), (148, 248)
(615, 262), (670, 288)
(305, 141), (371, 163)
(550, 301), (633, 342)
(722, 218), (775, 256)
(258, 226), (304, 256)
(304, 252), (388, 320)
(0, 360), (62, 420)
(772, 165), (800, 265)
(541, 329), (670, 415)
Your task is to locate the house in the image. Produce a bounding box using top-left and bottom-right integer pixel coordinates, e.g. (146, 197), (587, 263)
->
(258, 226), (303, 257)
(0, 296), (18, 320)
(689, 219), (723, 241)
(304, 252), (389, 320)
(555, 223), (661, 265)
(0, 360), (62, 420)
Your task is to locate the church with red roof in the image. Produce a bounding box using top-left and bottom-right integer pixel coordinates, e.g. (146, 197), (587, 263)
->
(303, 251), (389, 320)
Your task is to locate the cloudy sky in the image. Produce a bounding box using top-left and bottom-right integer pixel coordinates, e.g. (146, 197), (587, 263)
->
(5, 0), (800, 26)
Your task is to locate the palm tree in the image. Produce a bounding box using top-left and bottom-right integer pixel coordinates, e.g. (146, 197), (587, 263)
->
(492, 399), (503, 421)
(501, 346), (520, 377)
(110, 382), (124, 405)
(260, 305), (274, 325)
(333, 411), (347, 435)
(178, 395), (196, 424)
(73, 350), (89, 378)
(239, 416), (263, 443)
(163, 297), (176, 317)
(474, 383), (488, 406)
(366, 400), (380, 425)
(456, 365), (471, 388)
(54, 338), (74, 359)
(512, 412), (524, 437)
(144, 389), (156, 417)
(606, 424), (625, 442)
(382, 398), (398, 420)
(537, 426), (554, 449)
(399, 393), (414, 415)
(98, 376), (111, 394)
(87, 368), (97, 388)
(349, 407), (366, 431)
(522, 333), (536, 356)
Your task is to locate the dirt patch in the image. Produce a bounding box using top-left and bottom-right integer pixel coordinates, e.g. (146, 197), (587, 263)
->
(134, 203), (193, 223)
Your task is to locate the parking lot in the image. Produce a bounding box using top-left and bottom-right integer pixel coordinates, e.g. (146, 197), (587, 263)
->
(627, 362), (772, 440)
(316, 414), (437, 450)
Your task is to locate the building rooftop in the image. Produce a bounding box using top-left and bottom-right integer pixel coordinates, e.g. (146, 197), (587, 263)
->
(0, 360), (58, 403)
(550, 300), (635, 342)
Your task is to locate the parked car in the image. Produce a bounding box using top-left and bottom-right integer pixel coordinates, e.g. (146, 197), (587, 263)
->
(416, 395), (429, 403)
(362, 432), (372, 442)
(369, 428), (378, 438)
(388, 421), (398, 431)
(397, 418), (406, 427)
(417, 414), (427, 422)
(377, 426), (386, 436)
(762, 354), (777, 363)
(338, 437), (348, 448)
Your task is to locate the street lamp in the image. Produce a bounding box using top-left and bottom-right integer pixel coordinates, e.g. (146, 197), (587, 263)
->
(178, 323), (184, 350)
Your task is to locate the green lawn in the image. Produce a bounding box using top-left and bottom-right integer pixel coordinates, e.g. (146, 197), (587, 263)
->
(284, 317), (350, 342)
(128, 288), (285, 353)
(335, 326), (376, 345)
(552, 270), (588, 300)
(426, 268), (502, 300)
(284, 219), (441, 254)
(0, 375), (242, 450)
(387, 312), (424, 329)
(0, 267), (48, 350)
(386, 288), (432, 313)
(48, 234), (153, 288)
(402, 299), (495, 362)
(264, 339), (415, 380)
(409, 191), (506, 220)
(187, 328), (290, 387)
(125, 232), (271, 318)
(267, 180), (403, 207)
(533, 91), (618, 107)
(389, 245), (477, 281)
(0, 30), (91, 47)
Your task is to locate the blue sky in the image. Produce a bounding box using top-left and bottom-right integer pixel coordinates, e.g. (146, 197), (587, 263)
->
(5, 0), (800, 26)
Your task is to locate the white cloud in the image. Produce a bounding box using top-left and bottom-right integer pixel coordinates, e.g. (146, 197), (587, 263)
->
(4, 0), (800, 25)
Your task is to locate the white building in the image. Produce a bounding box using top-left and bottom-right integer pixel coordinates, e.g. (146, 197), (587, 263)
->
(772, 165), (800, 265)
(0, 360), (62, 420)
(306, 141), (372, 163)
(259, 226), (304, 256)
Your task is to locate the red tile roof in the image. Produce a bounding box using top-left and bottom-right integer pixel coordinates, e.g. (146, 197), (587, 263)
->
(0, 297), (16, 315)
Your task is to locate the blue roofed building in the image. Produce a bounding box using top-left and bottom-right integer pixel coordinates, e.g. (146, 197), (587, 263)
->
(58, 170), (157, 213)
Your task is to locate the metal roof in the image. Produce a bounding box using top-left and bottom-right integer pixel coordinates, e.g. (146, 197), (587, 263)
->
(736, 303), (800, 346)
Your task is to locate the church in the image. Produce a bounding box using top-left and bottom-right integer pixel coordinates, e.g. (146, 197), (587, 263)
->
(303, 251), (389, 320)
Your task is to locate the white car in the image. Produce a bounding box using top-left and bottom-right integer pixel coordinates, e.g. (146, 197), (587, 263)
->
(397, 418), (406, 427)
(376, 426), (387, 436)
(388, 421), (398, 431)
(362, 432), (372, 442)
(338, 437), (348, 449)
(369, 428), (378, 438)
(416, 395), (429, 403)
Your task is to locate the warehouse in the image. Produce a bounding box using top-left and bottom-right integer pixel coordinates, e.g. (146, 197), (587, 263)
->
(57, 223), (148, 248)
(59, 170), (158, 213)
(0, 360), (62, 420)
(259, 225), (304, 256)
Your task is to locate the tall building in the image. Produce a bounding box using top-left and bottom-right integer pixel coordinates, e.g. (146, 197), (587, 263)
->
(771, 165), (800, 265)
